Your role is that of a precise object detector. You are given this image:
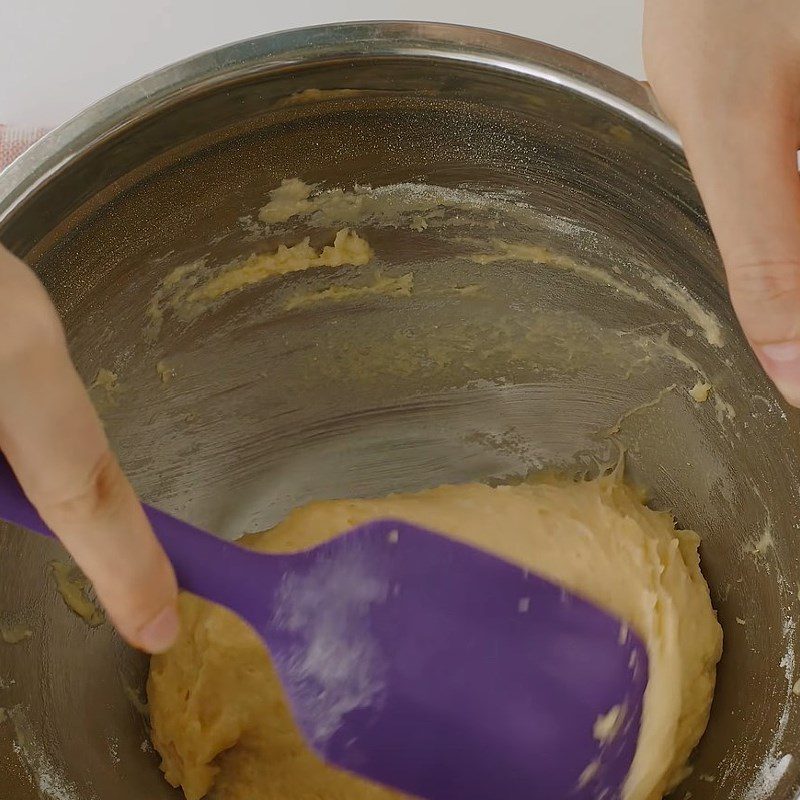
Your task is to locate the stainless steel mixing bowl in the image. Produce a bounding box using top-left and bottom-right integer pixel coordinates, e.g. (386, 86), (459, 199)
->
(0, 21), (798, 800)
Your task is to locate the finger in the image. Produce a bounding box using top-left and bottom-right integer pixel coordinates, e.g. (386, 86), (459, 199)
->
(0, 247), (179, 652)
(677, 87), (800, 404)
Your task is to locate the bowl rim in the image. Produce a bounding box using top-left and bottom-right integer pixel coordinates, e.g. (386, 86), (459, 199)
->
(0, 20), (677, 230)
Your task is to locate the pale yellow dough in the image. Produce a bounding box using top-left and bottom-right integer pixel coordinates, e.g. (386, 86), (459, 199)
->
(187, 229), (373, 303)
(148, 475), (722, 800)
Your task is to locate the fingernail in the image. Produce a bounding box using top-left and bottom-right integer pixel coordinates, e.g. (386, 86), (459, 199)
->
(756, 341), (800, 406)
(138, 604), (180, 654)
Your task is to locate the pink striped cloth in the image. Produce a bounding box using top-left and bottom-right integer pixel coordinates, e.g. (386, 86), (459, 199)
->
(0, 125), (48, 171)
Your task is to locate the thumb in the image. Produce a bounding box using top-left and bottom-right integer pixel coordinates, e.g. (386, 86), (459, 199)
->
(0, 247), (179, 653)
(677, 91), (800, 404)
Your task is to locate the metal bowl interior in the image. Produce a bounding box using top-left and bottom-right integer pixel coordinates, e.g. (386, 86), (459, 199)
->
(0, 22), (799, 800)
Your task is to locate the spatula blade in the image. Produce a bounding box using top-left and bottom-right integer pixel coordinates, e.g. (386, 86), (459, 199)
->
(266, 519), (647, 800)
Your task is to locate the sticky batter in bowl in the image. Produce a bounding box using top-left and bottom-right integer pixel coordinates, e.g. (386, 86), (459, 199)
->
(148, 473), (722, 800)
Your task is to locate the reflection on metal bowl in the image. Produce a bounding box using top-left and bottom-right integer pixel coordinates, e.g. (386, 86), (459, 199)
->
(0, 21), (798, 800)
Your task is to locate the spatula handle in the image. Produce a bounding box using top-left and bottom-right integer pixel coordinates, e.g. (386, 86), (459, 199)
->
(0, 455), (269, 622)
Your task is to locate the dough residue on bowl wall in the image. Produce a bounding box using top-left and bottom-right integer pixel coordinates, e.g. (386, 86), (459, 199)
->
(49, 562), (105, 628)
(187, 228), (372, 304)
(145, 179), (735, 427)
(285, 272), (413, 310)
(0, 624), (33, 645)
(146, 228), (372, 337)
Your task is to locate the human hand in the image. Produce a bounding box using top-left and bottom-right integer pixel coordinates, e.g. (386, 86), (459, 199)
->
(0, 244), (178, 652)
(644, 0), (800, 404)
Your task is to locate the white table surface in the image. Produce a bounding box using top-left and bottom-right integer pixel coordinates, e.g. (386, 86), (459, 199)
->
(0, 0), (644, 128)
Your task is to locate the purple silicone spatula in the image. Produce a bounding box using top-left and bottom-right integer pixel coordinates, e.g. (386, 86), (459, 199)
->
(0, 455), (647, 800)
